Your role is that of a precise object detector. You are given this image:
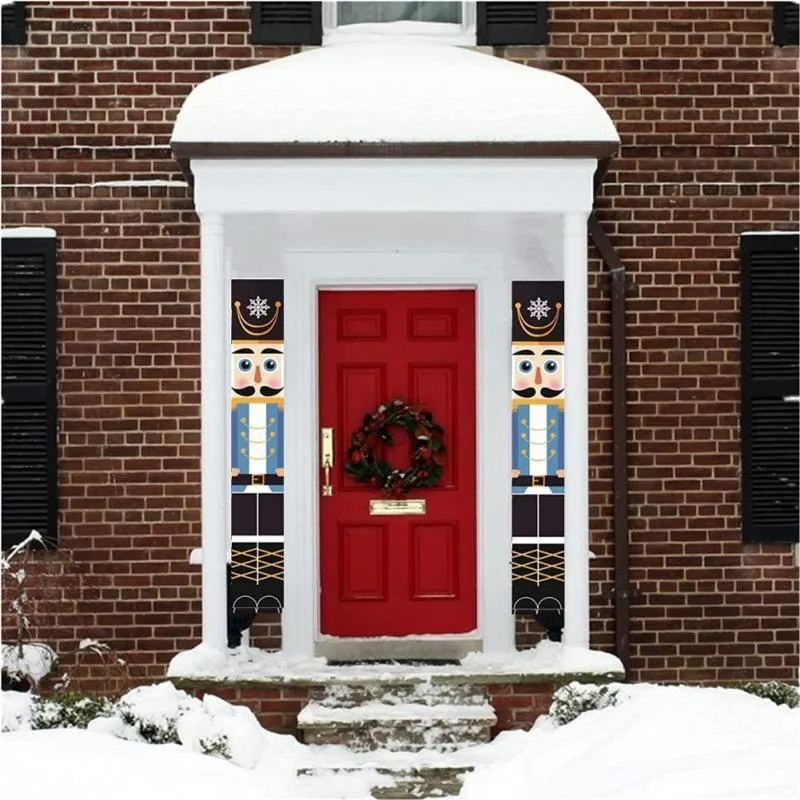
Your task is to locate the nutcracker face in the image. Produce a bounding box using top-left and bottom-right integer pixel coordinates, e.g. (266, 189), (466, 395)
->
(232, 344), (284, 399)
(512, 345), (564, 401)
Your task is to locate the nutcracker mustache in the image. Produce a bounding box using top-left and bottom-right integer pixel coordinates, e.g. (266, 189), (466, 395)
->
(513, 387), (564, 399)
(233, 385), (284, 398)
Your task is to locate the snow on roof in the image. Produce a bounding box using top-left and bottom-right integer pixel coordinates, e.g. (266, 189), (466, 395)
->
(172, 42), (619, 145)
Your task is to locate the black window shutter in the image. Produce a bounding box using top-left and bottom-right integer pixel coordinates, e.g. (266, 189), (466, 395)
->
(740, 232), (800, 544)
(477, 2), (547, 46)
(773, 2), (799, 46)
(2, 2), (27, 46)
(1, 236), (58, 550)
(250, 2), (322, 46)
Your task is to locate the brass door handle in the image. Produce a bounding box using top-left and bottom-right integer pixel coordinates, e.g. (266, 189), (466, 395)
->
(321, 427), (334, 496)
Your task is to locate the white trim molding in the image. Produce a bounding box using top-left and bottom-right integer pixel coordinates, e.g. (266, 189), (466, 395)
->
(191, 159), (597, 216)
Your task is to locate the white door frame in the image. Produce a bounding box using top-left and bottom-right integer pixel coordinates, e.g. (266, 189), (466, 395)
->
(281, 252), (514, 656)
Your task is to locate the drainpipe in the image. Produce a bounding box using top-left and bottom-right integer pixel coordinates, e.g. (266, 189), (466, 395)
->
(588, 169), (631, 675)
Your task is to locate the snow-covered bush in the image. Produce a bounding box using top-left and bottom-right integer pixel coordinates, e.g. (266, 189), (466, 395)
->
(738, 680), (799, 708)
(90, 682), (265, 767)
(114, 681), (197, 744)
(2, 642), (58, 691)
(30, 692), (117, 730)
(548, 681), (620, 726)
(4, 681), (277, 770)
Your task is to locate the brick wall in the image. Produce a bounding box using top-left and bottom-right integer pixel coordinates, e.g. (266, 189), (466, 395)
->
(2, 2), (798, 687)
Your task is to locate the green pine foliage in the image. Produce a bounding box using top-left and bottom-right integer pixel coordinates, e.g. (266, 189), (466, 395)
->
(548, 682), (621, 726)
(31, 693), (117, 730)
(738, 681), (799, 708)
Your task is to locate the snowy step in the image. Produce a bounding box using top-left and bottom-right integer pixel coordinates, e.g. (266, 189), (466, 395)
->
(298, 746), (484, 799)
(299, 764), (472, 799)
(310, 680), (487, 708)
(298, 700), (496, 752)
(300, 701), (496, 724)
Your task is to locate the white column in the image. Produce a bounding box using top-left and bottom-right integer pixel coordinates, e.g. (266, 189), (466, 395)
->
(281, 270), (316, 656)
(480, 276), (515, 652)
(200, 213), (228, 655)
(563, 211), (591, 648)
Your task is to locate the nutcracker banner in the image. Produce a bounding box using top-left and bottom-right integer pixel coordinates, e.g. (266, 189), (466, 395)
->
(511, 280), (566, 633)
(229, 279), (285, 623)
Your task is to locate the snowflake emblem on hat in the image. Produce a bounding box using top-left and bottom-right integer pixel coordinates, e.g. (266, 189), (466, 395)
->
(527, 297), (550, 321)
(246, 296), (271, 320)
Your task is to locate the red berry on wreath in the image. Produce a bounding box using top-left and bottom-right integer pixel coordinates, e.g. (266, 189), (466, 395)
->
(369, 476), (380, 487)
(350, 450), (362, 464)
(418, 470), (428, 479)
(419, 447), (431, 459)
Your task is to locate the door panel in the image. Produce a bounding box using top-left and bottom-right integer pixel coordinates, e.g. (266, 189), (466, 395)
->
(319, 289), (476, 636)
(411, 522), (458, 599)
(339, 524), (387, 601)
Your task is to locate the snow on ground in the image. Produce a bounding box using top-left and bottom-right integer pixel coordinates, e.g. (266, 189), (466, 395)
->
(3, 682), (798, 799)
(3, 729), (277, 800)
(460, 683), (800, 800)
(168, 639), (624, 682)
(1, 689), (33, 731)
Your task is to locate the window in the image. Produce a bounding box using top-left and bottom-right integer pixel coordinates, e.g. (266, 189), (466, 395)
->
(323, 2), (475, 46)
(740, 232), (799, 543)
(1, 2), (27, 46)
(250, 2), (548, 47)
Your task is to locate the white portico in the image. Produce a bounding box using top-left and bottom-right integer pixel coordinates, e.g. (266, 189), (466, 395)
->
(170, 41), (619, 665)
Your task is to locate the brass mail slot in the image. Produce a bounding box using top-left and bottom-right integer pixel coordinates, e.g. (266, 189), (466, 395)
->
(369, 499), (427, 516)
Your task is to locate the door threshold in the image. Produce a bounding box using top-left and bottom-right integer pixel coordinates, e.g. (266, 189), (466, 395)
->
(314, 636), (482, 662)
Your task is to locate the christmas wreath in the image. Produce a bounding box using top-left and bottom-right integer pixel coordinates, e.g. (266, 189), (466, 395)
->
(345, 399), (445, 495)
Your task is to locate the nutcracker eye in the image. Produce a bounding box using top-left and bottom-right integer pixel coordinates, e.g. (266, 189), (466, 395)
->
(263, 358), (278, 372)
(237, 358), (253, 372)
(544, 360), (559, 374)
(518, 360), (533, 374)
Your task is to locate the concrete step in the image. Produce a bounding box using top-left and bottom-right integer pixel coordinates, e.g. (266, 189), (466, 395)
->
(298, 700), (496, 752)
(310, 680), (488, 708)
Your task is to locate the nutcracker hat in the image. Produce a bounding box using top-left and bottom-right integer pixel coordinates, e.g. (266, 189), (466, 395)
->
(512, 281), (564, 345)
(231, 279), (283, 342)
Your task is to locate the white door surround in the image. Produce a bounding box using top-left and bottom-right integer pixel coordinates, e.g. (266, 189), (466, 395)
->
(284, 254), (511, 658)
(193, 158), (594, 660)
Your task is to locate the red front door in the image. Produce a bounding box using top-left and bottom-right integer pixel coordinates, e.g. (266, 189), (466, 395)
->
(319, 290), (477, 637)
